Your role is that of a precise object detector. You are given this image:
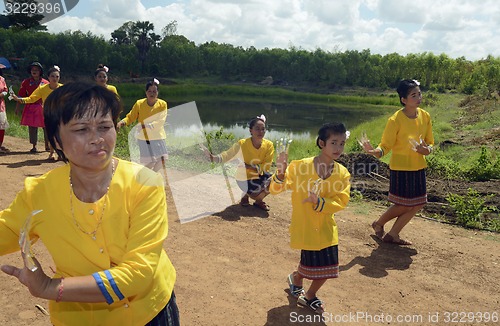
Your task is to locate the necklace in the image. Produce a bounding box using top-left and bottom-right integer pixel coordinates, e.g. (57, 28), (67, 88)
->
(69, 159), (115, 240)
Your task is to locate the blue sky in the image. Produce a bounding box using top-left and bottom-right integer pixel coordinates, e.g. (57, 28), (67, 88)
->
(3, 0), (500, 60)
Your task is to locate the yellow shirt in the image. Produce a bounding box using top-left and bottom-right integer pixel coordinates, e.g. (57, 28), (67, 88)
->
(270, 157), (351, 250)
(106, 84), (119, 96)
(19, 83), (63, 104)
(121, 98), (168, 141)
(219, 138), (274, 181)
(0, 159), (176, 326)
(377, 108), (435, 171)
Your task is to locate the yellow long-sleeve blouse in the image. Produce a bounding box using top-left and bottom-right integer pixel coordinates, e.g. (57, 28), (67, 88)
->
(19, 83), (63, 104)
(121, 98), (168, 141)
(219, 138), (274, 181)
(377, 108), (435, 171)
(270, 157), (351, 250)
(106, 84), (119, 96)
(0, 159), (176, 326)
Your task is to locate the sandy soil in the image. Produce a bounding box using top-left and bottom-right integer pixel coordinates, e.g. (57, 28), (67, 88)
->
(0, 135), (499, 326)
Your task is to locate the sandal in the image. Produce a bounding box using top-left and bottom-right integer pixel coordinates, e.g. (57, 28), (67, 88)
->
(287, 273), (304, 298)
(371, 221), (385, 239)
(382, 233), (412, 245)
(30, 147), (38, 153)
(240, 196), (250, 206)
(298, 295), (324, 314)
(0, 146), (9, 152)
(253, 201), (270, 211)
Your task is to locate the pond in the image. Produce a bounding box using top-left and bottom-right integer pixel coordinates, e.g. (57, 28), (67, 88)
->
(121, 97), (394, 140)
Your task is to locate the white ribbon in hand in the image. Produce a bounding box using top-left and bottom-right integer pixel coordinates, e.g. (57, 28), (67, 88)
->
(19, 210), (43, 272)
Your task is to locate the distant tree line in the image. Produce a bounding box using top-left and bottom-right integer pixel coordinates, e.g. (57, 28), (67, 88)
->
(1, 18), (500, 95)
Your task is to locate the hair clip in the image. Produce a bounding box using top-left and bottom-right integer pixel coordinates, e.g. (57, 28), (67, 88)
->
(153, 78), (160, 85)
(53, 65), (60, 71)
(257, 114), (266, 123)
(103, 66), (109, 72)
(413, 79), (420, 86)
(345, 130), (350, 139)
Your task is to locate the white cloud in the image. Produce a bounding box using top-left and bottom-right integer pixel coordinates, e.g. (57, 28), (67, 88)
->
(40, 0), (500, 60)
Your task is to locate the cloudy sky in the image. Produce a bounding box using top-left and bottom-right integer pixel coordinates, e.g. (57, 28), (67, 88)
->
(5, 0), (500, 60)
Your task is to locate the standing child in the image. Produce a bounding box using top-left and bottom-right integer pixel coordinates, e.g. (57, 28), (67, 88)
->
(359, 79), (434, 245)
(0, 68), (9, 153)
(270, 123), (351, 314)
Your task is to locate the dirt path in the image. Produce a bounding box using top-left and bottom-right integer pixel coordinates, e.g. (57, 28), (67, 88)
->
(0, 135), (499, 326)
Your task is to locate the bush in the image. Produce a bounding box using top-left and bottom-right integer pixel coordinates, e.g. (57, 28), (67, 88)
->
(426, 150), (464, 180)
(446, 188), (496, 229)
(466, 146), (500, 181)
(203, 127), (235, 154)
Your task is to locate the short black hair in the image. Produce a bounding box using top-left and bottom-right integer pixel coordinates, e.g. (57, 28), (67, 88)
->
(248, 117), (266, 129)
(316, 122), (347, 149)
(396, 79), (420, 105)
(44, 82), (122, 162)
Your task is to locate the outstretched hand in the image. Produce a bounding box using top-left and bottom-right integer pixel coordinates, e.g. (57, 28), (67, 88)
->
(276, 152), (288, 176)
(1, 255), (53, 299)
(358, 132), (382, 158)
(199, 144), (214, 162)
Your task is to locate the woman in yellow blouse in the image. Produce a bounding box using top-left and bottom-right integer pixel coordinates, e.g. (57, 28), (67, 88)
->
(203, 115), (275, 210)
(0, 82), (179, 326)
(360, 79), (434, 245)
(270, 122), (351, 314)
(94, 64), (119, 96)
(12, 65), (63, 160)
(117, 79), (168, 172)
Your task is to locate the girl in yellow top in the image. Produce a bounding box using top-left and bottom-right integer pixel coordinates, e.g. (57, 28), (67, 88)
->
(360, 79), (434, 245)
(117, 79), (168, 172)
(270, 122), (351, 314)
(203, 115), (275, 211)
(0, 82), (179, 326)
(94, 64), (119, 96)
(12, 65), (63, 160)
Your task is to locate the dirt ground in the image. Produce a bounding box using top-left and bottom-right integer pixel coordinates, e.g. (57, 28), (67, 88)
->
(0, 135), (499, 326)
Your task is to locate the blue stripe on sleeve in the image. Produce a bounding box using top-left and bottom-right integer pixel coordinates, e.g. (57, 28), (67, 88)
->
(104, 270), (125, 301)
(314, 198), (320, 211)
(319, 197), (325, 212)
(92, 272), (114, 304)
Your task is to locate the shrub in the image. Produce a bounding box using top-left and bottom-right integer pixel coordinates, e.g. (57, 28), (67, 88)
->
(446, 188), (496, 229)
(426, 150), (464, 180)
(466, 146), (500, 181)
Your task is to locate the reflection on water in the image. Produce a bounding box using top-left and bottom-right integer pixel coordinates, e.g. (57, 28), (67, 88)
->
(122, 97), (392, 140)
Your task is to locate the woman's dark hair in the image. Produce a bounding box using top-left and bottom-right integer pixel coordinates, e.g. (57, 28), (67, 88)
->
(47, 66), (60, 76)
(44, 82), (122, 162)
(248, 117), (266, 129)
(396, 79), (420, 105)
(145, 79), (159, 91)
(94, 64), (108, 77)
(316, 122), (347, 149)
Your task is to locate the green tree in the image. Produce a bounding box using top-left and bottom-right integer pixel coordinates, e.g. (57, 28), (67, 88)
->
(4, 0), (47, 31)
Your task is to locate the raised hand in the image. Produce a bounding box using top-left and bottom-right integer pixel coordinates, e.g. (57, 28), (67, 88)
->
(357, 131), (374, 152)
(276, 151), (288, 176)
(1, 255), (53, 299)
